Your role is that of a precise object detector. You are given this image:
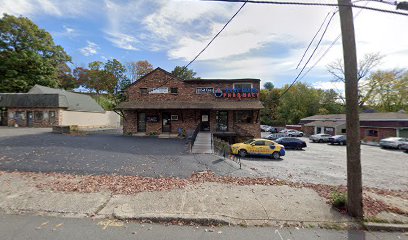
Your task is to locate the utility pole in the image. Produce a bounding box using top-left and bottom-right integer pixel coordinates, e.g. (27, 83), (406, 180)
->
(338, 0), (363, 218)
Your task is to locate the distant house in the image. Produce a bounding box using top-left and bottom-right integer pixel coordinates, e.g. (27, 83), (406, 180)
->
(0, 85), (120, 128)
(299, 112), (408, 142)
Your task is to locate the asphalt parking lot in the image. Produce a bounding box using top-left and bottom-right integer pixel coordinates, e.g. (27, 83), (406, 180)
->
(239, 133), (408, 190)
(0, 128), (241, 178)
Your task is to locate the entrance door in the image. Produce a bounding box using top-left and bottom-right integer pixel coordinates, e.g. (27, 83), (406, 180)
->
(137, 112), (146, 132)
(200, 111), (210, 131)
(162, 112), (171, 133)
(216, 111), (228, 132)
(27, 111), (33, 127)
(0, 108), (7, 126)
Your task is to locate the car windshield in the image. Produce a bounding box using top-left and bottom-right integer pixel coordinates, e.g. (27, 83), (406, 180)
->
(244, 139), (254, 144)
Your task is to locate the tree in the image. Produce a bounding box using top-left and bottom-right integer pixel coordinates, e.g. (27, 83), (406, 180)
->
(104, 59), (129, 92)
(327, 52), (383, 106)
(74, 61), (116, 95)
(0, 14), (71, 93)
(127, 60), (153, 82)
(364, 70), (408, 112)
(263, 82), (274, 90)
(57, 63), (78, 90)
(171, 66), (199, 80)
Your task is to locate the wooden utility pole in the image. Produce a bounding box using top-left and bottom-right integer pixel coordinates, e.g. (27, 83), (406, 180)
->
(338, 0), (363, 218)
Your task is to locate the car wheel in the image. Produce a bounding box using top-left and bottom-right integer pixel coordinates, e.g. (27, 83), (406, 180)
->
(299, 133), (303, 137)
(272, 152), (280, 159)
(238, 149), (247, 157)
(318, 139), (323, 143)
(340, 141), (344, 146)
(288, 134), (293, 137)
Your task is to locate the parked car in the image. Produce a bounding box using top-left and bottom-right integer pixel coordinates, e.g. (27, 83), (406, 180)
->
(231, 138), (285, 159)
(399, 143), (408, 152)
(286, 130), (304, 137)
(328, 135), (347, 145)
(275, 137), (307, 150)
(379, 137), (408, 149)
(309, 133), (332, 143)
(260, 125), (271, 132)
(264, 133), (287, 140)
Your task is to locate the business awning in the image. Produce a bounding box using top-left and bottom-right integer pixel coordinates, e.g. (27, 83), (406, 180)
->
(116, 100), (263, 110)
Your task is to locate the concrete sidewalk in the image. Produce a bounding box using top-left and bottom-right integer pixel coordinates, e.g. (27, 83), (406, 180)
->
(1, 171), (407, 231)
(0, 171), (350, 227)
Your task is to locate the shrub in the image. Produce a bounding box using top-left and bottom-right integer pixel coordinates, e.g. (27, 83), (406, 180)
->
(331, 191), (347, 209)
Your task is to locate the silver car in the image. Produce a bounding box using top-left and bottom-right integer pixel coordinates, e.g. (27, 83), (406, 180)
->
(379, 137), (408, 149)
(309, 133), (332, 143)
(286, 130), (304, 137)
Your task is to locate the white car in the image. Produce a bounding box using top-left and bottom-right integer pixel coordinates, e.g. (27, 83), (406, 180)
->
(379, 137), (408, 149)
(309, 133), (332, 143)
(286, 130), (304, 137)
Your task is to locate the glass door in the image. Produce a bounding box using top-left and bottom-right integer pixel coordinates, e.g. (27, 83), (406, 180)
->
(216, 111), (228, 132)
(200, 111), (210, 131)
(137, 112), (146, 132)
(162, 112), (171, 133)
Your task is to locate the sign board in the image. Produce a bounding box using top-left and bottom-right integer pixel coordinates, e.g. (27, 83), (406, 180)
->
(146, 116), (159, 122)
(202, 115), (209, 122)
(214, 88), (259, 99)
(196, 87), (214, 94)
(171, 115), (178, 121)
(149, 87), (168, 94)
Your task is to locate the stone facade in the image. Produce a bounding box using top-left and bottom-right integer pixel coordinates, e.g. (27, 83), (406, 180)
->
(120, 68), (262, 139)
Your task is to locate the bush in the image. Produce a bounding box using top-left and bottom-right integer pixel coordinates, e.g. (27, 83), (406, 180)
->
(331, 191), (347, 209)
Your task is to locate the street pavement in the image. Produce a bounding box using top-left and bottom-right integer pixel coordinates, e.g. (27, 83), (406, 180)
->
(0, 128), (243, 178)
(0, 213), (406, 240)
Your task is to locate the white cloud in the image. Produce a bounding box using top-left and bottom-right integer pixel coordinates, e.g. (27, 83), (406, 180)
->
(80, 41), (99, 56)
(105, 32), (139, 51)
(0, 0), (92, 17)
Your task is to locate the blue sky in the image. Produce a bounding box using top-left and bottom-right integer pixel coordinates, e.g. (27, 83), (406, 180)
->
(1, 0), (408, 92)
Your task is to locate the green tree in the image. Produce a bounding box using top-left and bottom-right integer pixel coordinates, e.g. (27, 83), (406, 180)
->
(0, 14), (71, 92)
(57, 63), (78, 90)
(263, 82), (274, 90)
(104, 59), (129, 92)
(171, 66), (199, 80)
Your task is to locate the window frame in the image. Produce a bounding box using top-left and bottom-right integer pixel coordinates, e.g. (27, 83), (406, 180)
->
(170, 87), (178, 94)
(34, 111), (44, 121)
(234, 110), (253, 124)
(366, 129), (378, 137)
(140, 88), (148, 95)
(233, 82), (253, 90)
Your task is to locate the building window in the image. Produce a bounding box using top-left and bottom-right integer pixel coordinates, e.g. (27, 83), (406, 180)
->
(341, 129), (346, 133)
(170, 88), (178, 94)
(140, 88), (148, 95)
(49, 111), (56, 124)
(235, 110), (253, 123)
(233, 83), (252, 90)
(366, 129), (378, 137)
(34, 111), (43, 121)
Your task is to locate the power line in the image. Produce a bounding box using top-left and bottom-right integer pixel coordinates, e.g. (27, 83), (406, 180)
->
(296, 12), (331, 69)
(298, 1), (369, 82)
(278, 11), (338, 99)
(184, 0), (248, 69)
(204, 0), (408, 16)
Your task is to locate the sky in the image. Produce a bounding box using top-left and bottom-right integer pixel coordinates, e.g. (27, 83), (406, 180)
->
(1, 0), (408, 92)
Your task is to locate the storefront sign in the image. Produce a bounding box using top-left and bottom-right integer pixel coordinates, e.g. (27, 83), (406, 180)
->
(214, 88), (258, 99)
(196, 87), (214, 94)
(149, 87), (168, 94)
(146, 116), (159, 122)
(171, 115), (178, 121)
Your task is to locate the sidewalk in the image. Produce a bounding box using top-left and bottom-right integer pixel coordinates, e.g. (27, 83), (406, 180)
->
(0, 170), (406, 230)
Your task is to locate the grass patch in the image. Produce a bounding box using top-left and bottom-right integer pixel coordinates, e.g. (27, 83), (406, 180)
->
(331, 191), (347, 209)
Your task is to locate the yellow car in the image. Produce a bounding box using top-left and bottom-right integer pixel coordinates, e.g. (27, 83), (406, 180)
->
(231, 138), (285, 159)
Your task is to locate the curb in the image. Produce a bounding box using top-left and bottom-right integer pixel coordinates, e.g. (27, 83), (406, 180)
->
(364, 222), (408, 232)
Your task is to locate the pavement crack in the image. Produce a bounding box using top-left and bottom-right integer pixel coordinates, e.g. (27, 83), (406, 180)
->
(251, 188), (270, 222)
(93, 194), (112, 216)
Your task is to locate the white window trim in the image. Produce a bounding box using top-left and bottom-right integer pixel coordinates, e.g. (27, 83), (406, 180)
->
(233, 82), (253, 89)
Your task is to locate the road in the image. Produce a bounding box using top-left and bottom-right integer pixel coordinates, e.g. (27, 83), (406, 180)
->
(0, 213), (406, 240)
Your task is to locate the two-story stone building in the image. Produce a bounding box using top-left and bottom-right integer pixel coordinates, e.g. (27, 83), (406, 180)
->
(117, 68), (263, 140)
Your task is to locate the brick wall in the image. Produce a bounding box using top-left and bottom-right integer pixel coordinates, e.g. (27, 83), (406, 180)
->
(123, 68), (261, 138)
(360, 127), (396, 142)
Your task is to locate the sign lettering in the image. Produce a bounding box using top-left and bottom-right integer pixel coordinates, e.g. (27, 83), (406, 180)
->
(196, 87), (214, 94)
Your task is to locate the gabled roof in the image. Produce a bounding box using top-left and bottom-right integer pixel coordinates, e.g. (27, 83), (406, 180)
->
(304, 120), (346, 127)
(125, 67), (183, 90)
(24, 85), (105, 112)
(301, 112), (408, 121)
(183, 78), (261, 83)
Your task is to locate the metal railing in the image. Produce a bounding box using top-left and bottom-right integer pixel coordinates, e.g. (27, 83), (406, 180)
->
(189, 123), (201, 152)
(213, 136), (241, 169)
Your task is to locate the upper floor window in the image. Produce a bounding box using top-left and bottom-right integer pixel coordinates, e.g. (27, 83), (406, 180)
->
(140, 88), (148, 95)
(366, 129), (378, 137)
(233, 83), (253, 90)
(170, 88), (178, 94)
